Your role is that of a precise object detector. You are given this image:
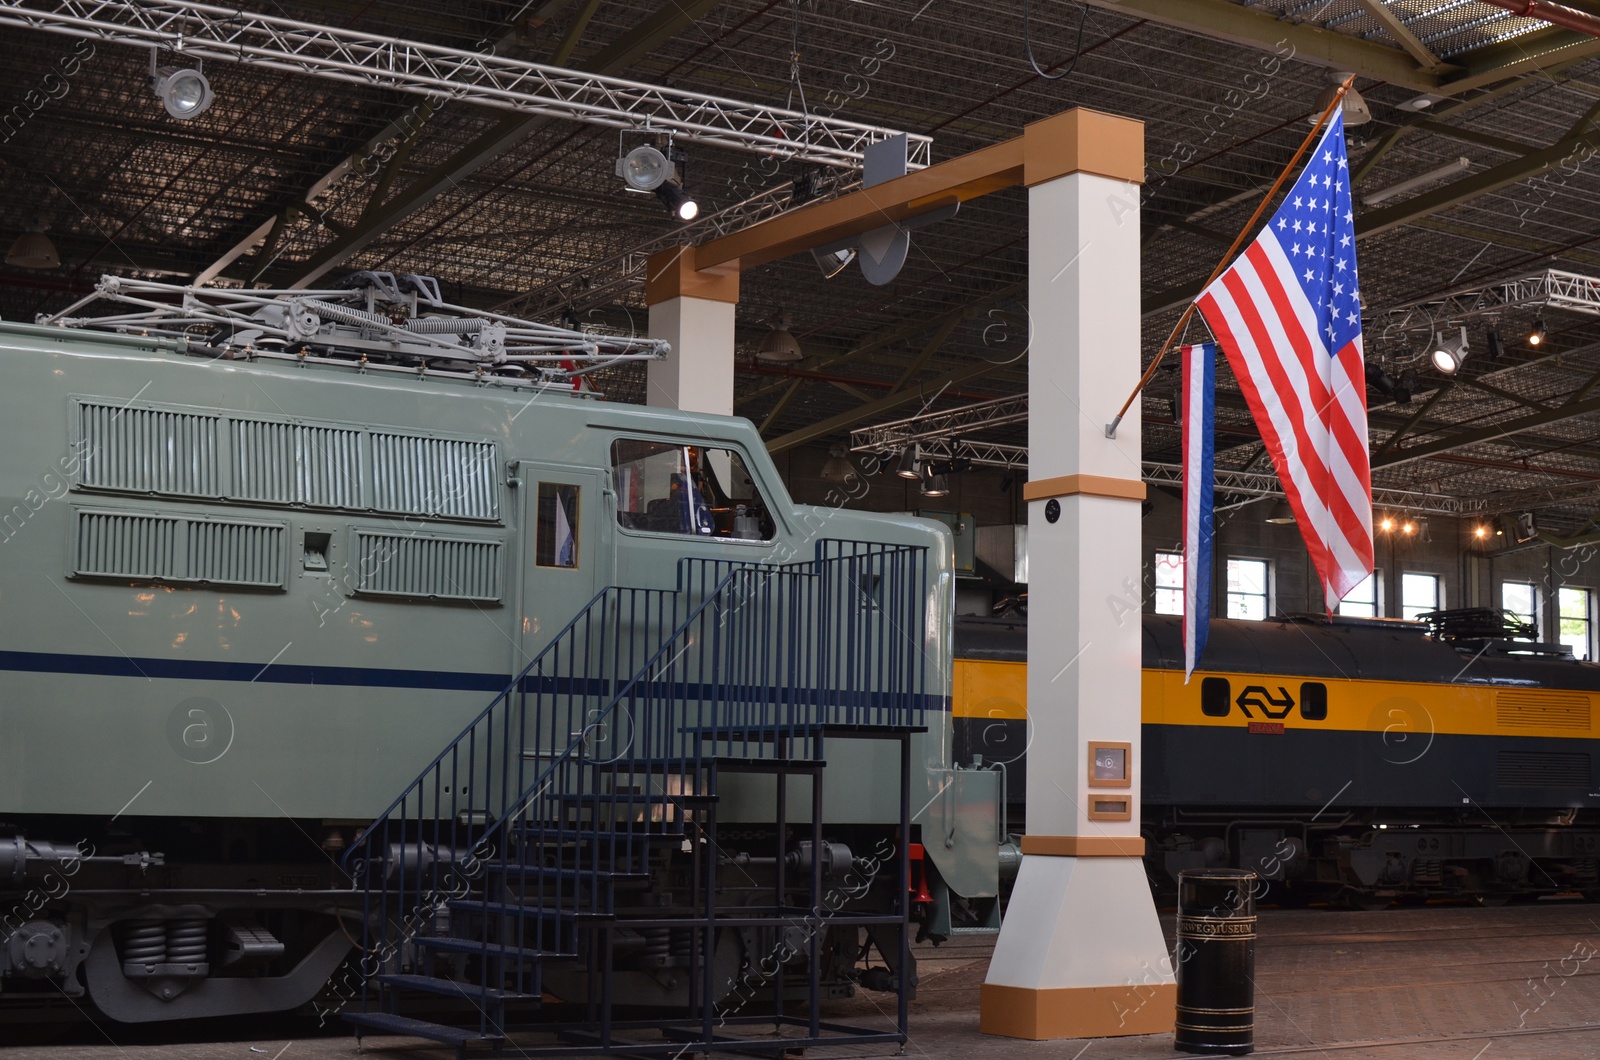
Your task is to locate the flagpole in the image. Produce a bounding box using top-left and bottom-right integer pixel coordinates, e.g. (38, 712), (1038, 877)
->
(1104, 75), (1356, 439)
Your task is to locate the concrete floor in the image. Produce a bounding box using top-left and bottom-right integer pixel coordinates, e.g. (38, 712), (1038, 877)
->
(6, 901), (1600, 1060)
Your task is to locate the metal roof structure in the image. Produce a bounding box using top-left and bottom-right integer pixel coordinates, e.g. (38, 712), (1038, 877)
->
(7, 1), (1600, 529)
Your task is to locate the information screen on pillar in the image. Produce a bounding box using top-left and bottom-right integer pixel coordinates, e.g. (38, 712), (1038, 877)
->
(1088, 741), (1131, 787)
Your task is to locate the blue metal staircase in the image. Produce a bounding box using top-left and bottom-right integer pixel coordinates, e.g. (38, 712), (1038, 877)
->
(339, 541), (929, 1057)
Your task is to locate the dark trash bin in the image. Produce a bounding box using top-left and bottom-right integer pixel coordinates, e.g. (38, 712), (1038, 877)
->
(1174, 868), (1257, 1055)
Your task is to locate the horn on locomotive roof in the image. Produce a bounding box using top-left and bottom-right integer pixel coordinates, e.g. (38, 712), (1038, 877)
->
(37, 272), (667, 390)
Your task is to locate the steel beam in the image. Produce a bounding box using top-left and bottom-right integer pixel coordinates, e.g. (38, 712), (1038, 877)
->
(1077, 0), (1446, 90)
(1359, 104), (1600, 240)
(1373, 392), (1600, 467)
(1355, 0), (1446, 71)
(764, 359), (1000, 454)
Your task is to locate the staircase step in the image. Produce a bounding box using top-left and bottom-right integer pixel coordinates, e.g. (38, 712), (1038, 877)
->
(485, 864), (650, 884)
(519, 822), (687, 838)
(712, 755), (825, 774)
(343, 1011), (503, 1048)
(448, 898), (613, 922)
(413, 936), (577, 961)
(553, 791), (719, 807)
(377, 972), (541, 1003)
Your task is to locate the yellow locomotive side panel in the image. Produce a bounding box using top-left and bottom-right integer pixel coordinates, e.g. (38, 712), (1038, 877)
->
(951, 658), (1027, 719)
(1154, 669), (1597, 740)
(1141, 668), (1164, 725)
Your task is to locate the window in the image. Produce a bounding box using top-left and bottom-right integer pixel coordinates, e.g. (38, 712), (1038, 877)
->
(1226, 558), (1270, 620)
(536, 483), (580, 568)
(1339, 571), (1379, 618)
(1502, 581), (1538, 635)
(611, 440), (773, 540)
(1559, 587), (1592, 660)
(1154, 551), (1183, 615)
(1401, 572), (1440, 621)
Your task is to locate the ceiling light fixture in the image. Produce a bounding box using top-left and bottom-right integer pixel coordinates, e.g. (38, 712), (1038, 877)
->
(895, 444), (923, 480)
(150, 54), (213, 120)
(920, 466), (950, 498)
(1311, 71), (1371, 126)
(1264, 499), (1296, 525)
(654, 180), (699, 221)
(1528, 317), (1548, 347)
(1485, 326), (1505, 361)
(820, 446), (856, 484)
(756, 312), (803, 363)
(1361, 157), (1470, 206)
(1430, 327), (1469, 375)
(616, 143), (674, 192)
(812, 246), (856, 279)
(5, 227), (59, 269)
(1396, 93), (1443, 113)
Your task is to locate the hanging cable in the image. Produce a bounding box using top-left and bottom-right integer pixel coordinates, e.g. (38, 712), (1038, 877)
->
(784, 0), (811, 142)
(1023, 0), (1088, 80)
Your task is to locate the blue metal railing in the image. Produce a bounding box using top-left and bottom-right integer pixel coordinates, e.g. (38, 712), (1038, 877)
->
(341, 539), (929, 1038)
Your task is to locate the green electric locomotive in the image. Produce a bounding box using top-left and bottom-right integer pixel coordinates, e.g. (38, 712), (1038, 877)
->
(0, 275), (1000, 1048)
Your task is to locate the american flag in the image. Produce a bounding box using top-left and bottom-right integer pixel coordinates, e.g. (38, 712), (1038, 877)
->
(1196, 108), (1374, 611)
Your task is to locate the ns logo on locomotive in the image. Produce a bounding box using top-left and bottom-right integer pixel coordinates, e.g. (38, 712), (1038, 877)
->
(955, 609), (1600, 908)
(0, 274), (1004, 1027)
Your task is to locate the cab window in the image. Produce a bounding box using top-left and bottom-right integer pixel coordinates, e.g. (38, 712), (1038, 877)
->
(611, 440), (774, 541)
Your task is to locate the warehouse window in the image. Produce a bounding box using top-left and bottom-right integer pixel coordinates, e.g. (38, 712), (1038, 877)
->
(1502, 581), (1538, 636)
(1560, 587), (1592, 659)
(1153, 551), (1183, 615)
(1339, 571), (1380, 618)
(1401, 572), (1441, 621)
(1225, 558), (1270, 621)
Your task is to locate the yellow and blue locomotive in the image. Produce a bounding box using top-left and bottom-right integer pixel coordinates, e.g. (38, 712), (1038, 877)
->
(955, 610), (1600, 906)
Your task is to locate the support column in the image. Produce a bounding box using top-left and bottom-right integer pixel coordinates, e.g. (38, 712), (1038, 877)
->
(644, 249), (740, 414)
(980, 110), (1175, 1040)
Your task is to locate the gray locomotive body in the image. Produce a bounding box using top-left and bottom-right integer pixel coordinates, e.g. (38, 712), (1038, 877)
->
(0, 318), (985, 1025)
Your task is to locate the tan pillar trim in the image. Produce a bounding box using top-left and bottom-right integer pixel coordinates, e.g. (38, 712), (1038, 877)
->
(1020, 835), (1146, 857)
(981, 983), (1176, 1040)
(1023, 109), (1145, 188)
(645, 247), (740, 305)
(1022, 473), (1146, 503)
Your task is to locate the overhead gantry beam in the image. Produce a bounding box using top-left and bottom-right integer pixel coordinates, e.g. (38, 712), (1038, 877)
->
(249, 0), (732, 288)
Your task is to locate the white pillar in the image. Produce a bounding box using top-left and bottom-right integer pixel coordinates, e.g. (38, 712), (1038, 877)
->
(644, 250), (739, 414)
(981, 110), (1175, 1041)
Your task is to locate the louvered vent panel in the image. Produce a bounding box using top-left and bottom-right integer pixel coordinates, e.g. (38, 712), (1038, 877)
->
(78, 402), (220, 496)
(188, 520), (285, 588)
(353, 531), (502, 602)
(73, 509), (286, 589)
(1495, 690), (1592, 730)
(232, 419), (362, 508)
(1496, 751), (1592, 788)
(75, 510), (180, 579)
(370, 433), (497, 520)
